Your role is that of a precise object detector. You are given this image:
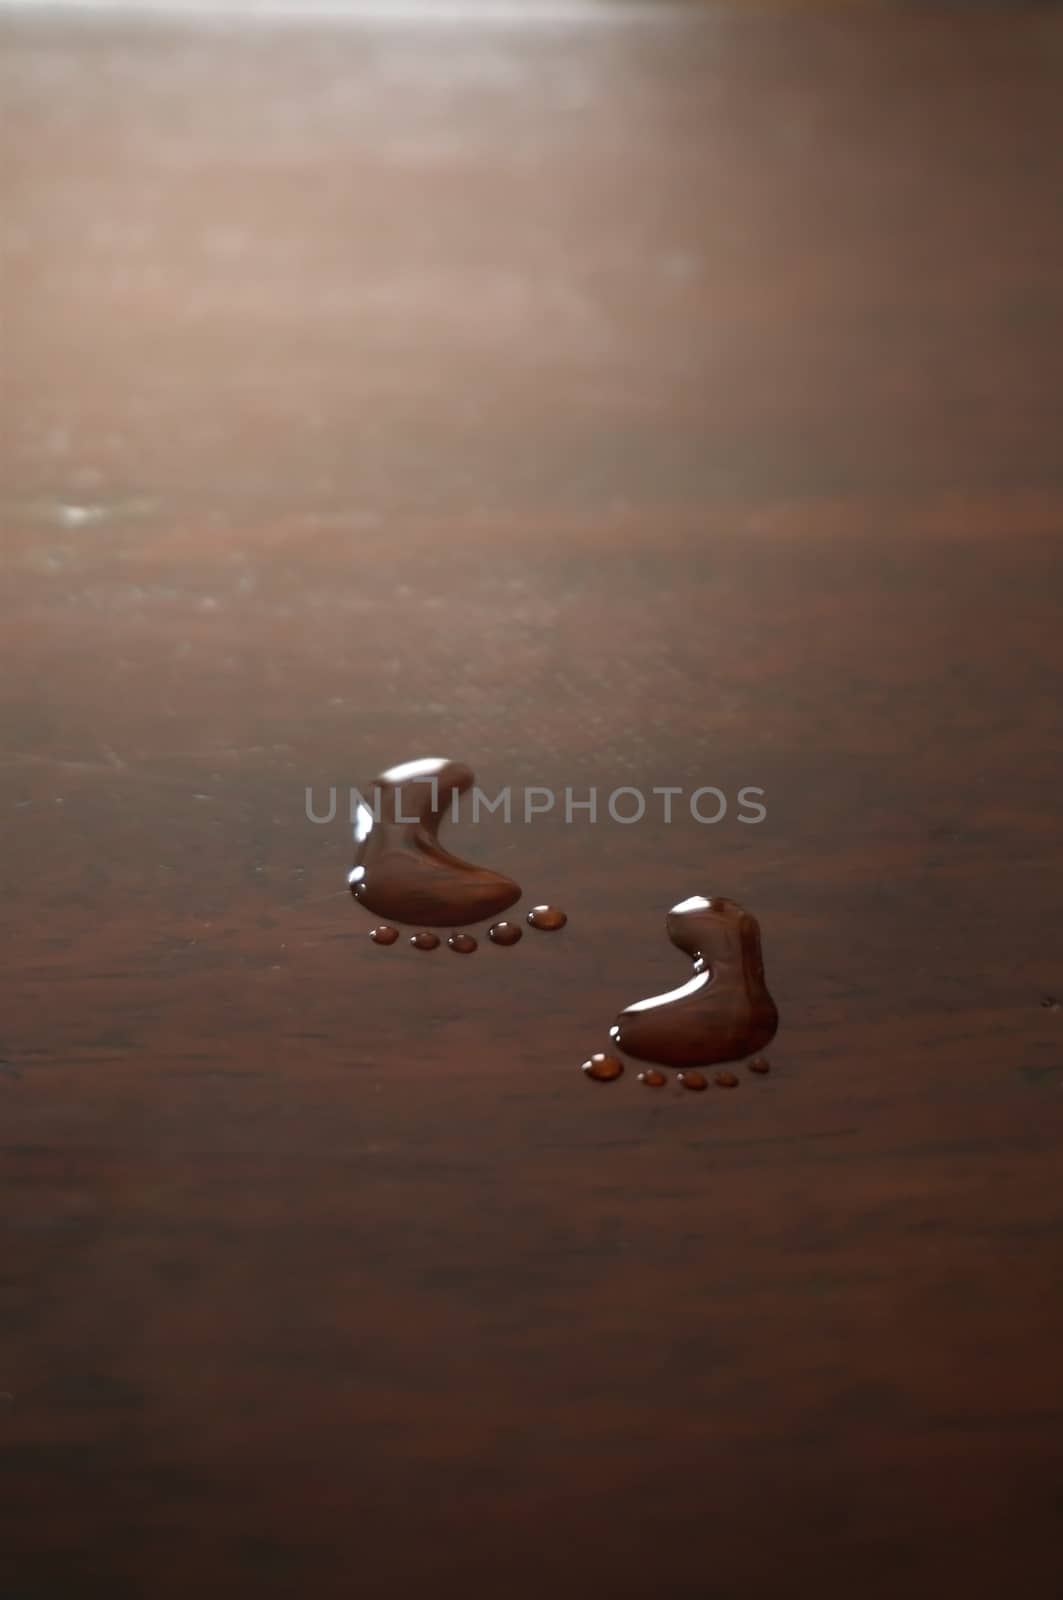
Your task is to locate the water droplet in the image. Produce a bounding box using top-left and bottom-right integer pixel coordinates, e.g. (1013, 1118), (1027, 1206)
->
(677, 1070), (708, 1092)
(713, 1070), (739, 1089)
(609, 895), (778, 1068)
(747, 1056), (771, 1074)
(369, 924), (399, 945)
(527, 905), (567, 931)
(488, 920), (522, 946)
(638, 1068), (667, 1088)
(582, 1053), (623, 1083)
(448, 932), (477, 954)
(349, 758), (521, 926)
(410, 931), (439, 951)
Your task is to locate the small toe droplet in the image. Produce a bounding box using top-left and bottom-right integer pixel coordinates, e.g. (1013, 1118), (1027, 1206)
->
(638, 1069), (667, 1088)
(488, 921), (522, 946)
(527, 905), (567, 931)
(747, 1056), (771, 1074)
(448, 932), (477, 954)
(713, 1070), (739, 1088)
(677, 1070), (708, 1092)
(370, 925), (399, 945)
(582, 1053), (623, 1083)
(410, 931), (440, 951)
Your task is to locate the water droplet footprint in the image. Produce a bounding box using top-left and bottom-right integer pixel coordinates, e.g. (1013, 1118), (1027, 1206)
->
(350, 760), (567, 955)
(610, 895), (777, 1068)
(349, 758), (521, 926)
(580, 895), (778, 1097)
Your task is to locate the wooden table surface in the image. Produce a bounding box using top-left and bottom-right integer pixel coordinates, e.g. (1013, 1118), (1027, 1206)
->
(3, 4), (1062, 1596)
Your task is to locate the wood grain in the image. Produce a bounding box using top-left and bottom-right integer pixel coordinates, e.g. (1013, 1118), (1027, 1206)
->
(2, 5), (1062, 1596)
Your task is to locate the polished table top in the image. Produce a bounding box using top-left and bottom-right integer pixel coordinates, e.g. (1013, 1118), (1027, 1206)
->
(2, 4), (1062, 1596)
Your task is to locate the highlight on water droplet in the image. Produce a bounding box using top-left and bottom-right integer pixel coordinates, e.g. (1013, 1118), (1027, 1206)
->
(638, 1068), (667, 1088)
(677, 1070), (708, 1092)
(747, 1056), (771, 1074)
(448, 932), (477, 954)
(582, 1053), (623, 1083)
(410, 931), (440, 951)
(369, 925), (399, 945)
(488, 920), (522, 946)
(713, 1070), (739, 1089)
(527, 905), (567, 931)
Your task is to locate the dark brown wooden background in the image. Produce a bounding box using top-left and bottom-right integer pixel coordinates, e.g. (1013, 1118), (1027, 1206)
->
(3, 4), (1062, 1596)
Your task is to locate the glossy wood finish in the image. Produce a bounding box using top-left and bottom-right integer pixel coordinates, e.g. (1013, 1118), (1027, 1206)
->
(3, 6), (1062, 1596)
